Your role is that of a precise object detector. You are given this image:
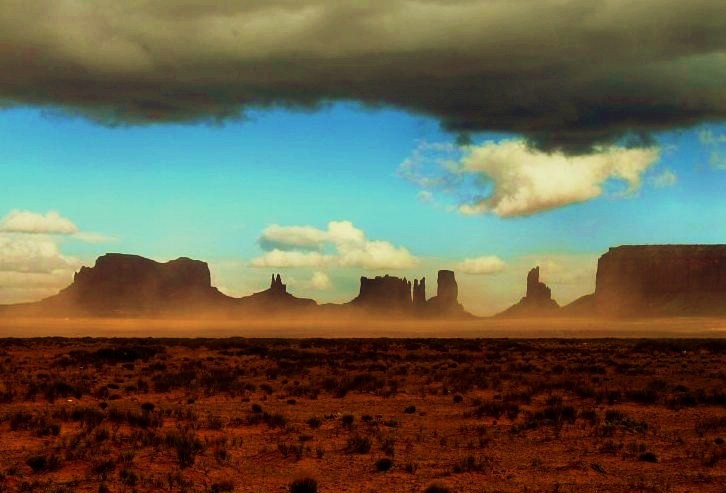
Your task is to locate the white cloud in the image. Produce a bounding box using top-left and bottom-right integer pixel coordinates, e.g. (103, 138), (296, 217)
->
(401, 140), (662, 217)
(0, 210), (78, 235)
(252, 220), (417, 270)
(649, 168), (678, 188)
(699, 129), (726, 169)
(250, 249), (330, 268)
(72, 231), (117, 243)
(417, 190), (434, 203)
(309, 271), (332, 290)
(258, 224), (330, 251)
(0, 235), (78, 274)
(457, 141), (661, 217)
(456, 256), (506, 275)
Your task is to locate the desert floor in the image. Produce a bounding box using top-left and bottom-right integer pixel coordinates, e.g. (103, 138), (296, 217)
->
(0, 336), (724, 492)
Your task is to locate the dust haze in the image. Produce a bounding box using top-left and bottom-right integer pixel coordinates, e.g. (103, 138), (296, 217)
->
(2, 315), (725, 338)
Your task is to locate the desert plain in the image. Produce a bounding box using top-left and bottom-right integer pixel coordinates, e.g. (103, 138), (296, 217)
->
(0, 320), (724, 492)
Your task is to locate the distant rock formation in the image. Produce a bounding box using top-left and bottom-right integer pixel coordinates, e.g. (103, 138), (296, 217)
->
(0, 252), (473, 319)
(270, 273), (286, 295)
(565, 245), (726, 316)
(37, 253), (231, 316)
(423, 270), (469, 317)
(413, 277), (426, 306)
(344, 270), (470, 318)
(237, 272), (316, 312)
(350, 275), (413, 312)
(498, 266), (560, 317)
(4, 254), (316, 317)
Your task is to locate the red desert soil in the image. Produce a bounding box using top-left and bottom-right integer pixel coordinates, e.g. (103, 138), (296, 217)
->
(0, 337), (723, 492)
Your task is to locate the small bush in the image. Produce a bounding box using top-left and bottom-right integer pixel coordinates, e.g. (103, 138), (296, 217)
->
(424, 484), (451, 493)
(345, 435), (372, 454)
(26, 454), (60, 473)
(290, 477), (317, 493)
(210, 480), (235, 492)
(639, 451), (658, 463)
(375, 458), (394, 471)
(404, 405), (417, 414)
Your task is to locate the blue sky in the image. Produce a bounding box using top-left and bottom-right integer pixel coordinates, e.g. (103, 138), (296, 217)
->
(1, 105), (725, 314)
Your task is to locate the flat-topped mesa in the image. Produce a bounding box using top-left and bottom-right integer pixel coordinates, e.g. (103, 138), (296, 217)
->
(50, 253), (226, 315)
(593, 244), (726, 316)
(498, 266), (560, 317)
(351, 275), (413, 312)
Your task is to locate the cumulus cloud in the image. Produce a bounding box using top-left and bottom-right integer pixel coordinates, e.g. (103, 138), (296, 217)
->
(0, 209), (113, 303)
(650, 169), (678, 188)
(0, 210), (78, 235)
(251, 220), (417, 269)
(309, 271), (332, 290)
(699, 129), (726, 169)
(250, 250), (329, 268)
(402, 140), (661, 217)
(456, 256), (506, 275)
(0, 235), (78, 274)
(0, 1), (723, 153)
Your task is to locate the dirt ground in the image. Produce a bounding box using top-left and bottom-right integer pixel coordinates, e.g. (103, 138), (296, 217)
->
(0, 337), (724, 492)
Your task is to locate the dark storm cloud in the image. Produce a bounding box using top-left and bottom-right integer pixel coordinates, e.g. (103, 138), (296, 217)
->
(0, 0), (723, 153)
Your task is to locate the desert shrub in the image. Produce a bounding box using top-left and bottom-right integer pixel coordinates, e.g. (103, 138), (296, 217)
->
(290, 477), (317, 493)
(342, 414), (355, 428)
(453, 394), (464, 404)
(119, 467), (138, 486)
(345, 435), (371, 454)
(210, 480), (234, 492)
(375, 458), (393, 471)
(306, 417), (322, 429)
(91, 459), (116, 477)
(26, 454), (60, 473)
(404, 405), (417, 414)
(639, 451), (658, 463)
(165, 430), (204, 468)
(451, 455), (491, 473)
(424, 484), (451, 493)
(71, 407), (105, 428)
(140, 402), (155, 412)
(153, 370), (197, 393)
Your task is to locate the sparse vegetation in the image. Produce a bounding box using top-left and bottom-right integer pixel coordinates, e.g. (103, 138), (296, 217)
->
(0, 337), (722, 492)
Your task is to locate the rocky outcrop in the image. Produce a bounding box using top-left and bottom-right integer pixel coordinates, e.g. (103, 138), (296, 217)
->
(413, 278), (426, 306)
(1, 252), (476, 319)
(350, 275), (413, 312)
(498, 266), (560, 317)
(40, 253), (230, 315)
(424, 270), (469, 317)
(237, 273), (316, 312)
(9, 254), (317, 317)
(346, 270), (470, 317)
(586, 245), (726, 316)
(269, 273), (286, 295)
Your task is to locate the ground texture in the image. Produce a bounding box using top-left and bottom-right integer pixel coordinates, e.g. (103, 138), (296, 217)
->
(0, 338), (724, 492)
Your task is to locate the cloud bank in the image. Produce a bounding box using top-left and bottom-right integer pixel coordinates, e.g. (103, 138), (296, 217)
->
(0, 210), (78, 235)
(251, 220), (417, 269)
(0, 1), (723, 152)
(0, 209), (112, 303)
(401, 140), (661, 216)
(456, 256), (506, 275)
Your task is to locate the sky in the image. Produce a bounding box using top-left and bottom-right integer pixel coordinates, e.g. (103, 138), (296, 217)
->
(0, 1), (724, 315)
